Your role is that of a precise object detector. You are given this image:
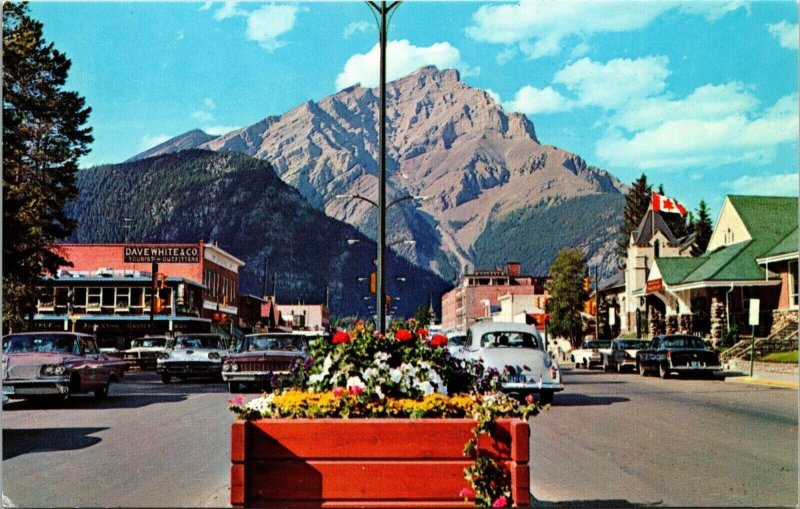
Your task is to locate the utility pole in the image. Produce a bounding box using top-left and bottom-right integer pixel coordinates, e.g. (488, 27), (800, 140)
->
(594, 266), (600, 340)
(366, 0), (401, 333)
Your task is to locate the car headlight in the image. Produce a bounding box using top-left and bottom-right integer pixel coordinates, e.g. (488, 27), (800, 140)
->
(158, 352), (170, 360)
(41, 365), (65, 376)
(208, 352), (220, 360)
(222, 363), (231, 372)
(231, 363), (239, 372)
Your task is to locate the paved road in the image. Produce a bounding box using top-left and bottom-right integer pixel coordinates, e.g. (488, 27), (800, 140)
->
(530, 365), (798, 507)
(3, 368), (797, 507)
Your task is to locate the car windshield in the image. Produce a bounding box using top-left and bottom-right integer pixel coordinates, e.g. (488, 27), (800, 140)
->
(584, 341), (611, 349)
(174, 336), (221, 349)
(239, 335), (306, 352)
(132, 338), (166, 348)
(480, 331), (538, 349)
(660, 336), (707, 349)
(618, 340), (649, 349)
(448, 334), (466, 347)
(3, 334), (78, 354)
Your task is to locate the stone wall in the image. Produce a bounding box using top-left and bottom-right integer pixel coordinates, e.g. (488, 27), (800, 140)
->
(771, 309), (798, 336)
(710, 293), (726, 345)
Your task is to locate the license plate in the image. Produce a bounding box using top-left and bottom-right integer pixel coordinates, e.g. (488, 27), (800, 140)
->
(691, 361), (700, 368)
(2, 385), (14, 395)
(509, 375), (527, 383)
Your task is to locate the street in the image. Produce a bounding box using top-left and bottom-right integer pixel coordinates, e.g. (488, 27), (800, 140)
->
(3, 367), (797, 507)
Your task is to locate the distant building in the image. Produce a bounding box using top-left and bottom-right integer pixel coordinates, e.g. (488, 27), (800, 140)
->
(277, 304), (330, 331)
(441, 262), (549, 331)
(238, 294), (265, 331)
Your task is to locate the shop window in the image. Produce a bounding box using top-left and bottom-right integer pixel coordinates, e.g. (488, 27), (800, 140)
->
(54, 287), (68, 307)
(87, 288), (101, 311)
(115, 288), (131, 310)
(74, 288), (87, 309)
(102, 288), (115, 308)
(131, 288), (144, 308)
(37, 287), (55, 311)
(789, 260), (798, 309)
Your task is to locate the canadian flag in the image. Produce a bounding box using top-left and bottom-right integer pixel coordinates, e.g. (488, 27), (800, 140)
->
(652, 193), (687, 216)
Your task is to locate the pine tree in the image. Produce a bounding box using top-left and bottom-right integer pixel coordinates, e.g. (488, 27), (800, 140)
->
(691, 200), (713, 256)
(617, 174), (652, 260)
(3, 2), (93, 331)
(546, 248), (589, 348)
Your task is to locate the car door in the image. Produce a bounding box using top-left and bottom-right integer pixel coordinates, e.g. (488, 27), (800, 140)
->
(80, 338), (105, 389)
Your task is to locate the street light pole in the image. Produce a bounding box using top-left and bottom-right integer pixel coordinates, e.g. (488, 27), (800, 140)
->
(366, 0), (400, 333)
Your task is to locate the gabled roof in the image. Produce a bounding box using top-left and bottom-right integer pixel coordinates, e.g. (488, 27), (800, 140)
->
(760, 227), (798, 260)
(633, 210), (679, 246)
(655, 195), (797, 286)
(598, 271), (625, 291)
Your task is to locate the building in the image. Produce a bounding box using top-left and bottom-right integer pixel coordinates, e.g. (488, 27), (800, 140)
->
(31, 242), (245, 349)
(490, 293), (548, 327)
(276, 304), (330, 331)
(441, 262), (549, 331)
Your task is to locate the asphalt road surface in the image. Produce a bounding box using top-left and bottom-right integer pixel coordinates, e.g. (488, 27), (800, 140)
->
(2, 368), (797, 507)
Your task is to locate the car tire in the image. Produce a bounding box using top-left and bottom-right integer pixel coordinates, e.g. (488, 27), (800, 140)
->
(603, 358), (610, 372)
(228, 382), (240, 393)
(638, 363), (647, 376)
(616, 361), (624, 374)
(161, 373), (171, 384)
(659, 364), (670, 379)
(94, 382), (109, 399)
(539, 390), (554, 405)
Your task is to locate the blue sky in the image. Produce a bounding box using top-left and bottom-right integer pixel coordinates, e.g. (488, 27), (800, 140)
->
(31, 1), (799, 218)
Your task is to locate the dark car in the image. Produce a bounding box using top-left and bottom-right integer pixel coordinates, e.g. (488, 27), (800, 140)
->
(2, 332), (127, 400)
(604, 338), (651, 373)
(222, 332), (317, 393)
(636, 334), (723, 379)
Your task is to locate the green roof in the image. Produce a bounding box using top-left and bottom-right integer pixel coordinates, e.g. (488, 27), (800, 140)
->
(656, 195), (797, 285)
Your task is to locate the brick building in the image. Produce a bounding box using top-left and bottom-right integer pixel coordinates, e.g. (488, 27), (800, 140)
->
(441, 262), (549, 332)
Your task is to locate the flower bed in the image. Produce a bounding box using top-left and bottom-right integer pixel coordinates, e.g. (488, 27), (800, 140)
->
(229, 321), (538, 508)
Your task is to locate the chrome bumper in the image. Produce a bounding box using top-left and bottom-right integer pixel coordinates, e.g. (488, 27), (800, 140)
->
(222, 371), (287, 383)
(501, 381), (564, 392)
(3, 379), (70, 396)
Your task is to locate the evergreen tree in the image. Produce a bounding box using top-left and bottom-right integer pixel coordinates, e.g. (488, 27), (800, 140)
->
(617, 174), (652, 260)
(3, 2), (92, 331)
(546, 248), (589, 348)
(414, 304), (433, 327)
(691, 200), (713, 256)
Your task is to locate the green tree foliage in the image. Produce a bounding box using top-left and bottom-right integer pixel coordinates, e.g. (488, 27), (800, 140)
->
(617, 175), (651, 259)
(2, 3), (92, 330)
(691, 200), (713, 256)
(546, 248), (589, 347)
(414, 304), (433, 327)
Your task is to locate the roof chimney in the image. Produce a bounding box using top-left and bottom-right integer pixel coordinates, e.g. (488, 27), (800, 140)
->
(506, 262), (521, 277)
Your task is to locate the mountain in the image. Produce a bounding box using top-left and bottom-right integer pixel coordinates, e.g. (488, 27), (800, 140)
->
(128, 66), (627, 279)
(125, 129), (217, 162)
(67, 150), (450, 317)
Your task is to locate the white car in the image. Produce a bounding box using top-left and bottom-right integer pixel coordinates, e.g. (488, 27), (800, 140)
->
(570, 340), (612, 369)
(156, 333), (230, 383)
(123, 336), (170, 370)
(445, 331), (467, 357)
(456, 322), (563, 404)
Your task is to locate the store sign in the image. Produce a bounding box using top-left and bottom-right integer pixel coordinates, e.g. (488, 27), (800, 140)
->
(646, 278), (664, 293)
(124, 245), (200, 264)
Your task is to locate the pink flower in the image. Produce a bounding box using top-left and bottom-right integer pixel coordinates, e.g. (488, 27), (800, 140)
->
(348, 385), (364, 396)
(458, 487), (475, 499)
(332, 331), (351, 344)
(234, 396), (245, 405)
(430, 334), (448, 347)
(394, 329), (413, 342)
(492, 495), (508, 508)
(525, 394), (535, 405)
(333, 387), (345, 397)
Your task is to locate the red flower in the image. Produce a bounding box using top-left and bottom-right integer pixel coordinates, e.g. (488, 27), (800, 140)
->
(458, 487), (475, 499)
(332, 331), (351, 344)
(394, 329), (413, 342)
(492, 496), (508, 508)
(525, 394), (535, 405)
(416, 328), (428, 337)
(348, 386), (364, 396)
(333, 387), (345, 397)
(430, 334), (448, 347)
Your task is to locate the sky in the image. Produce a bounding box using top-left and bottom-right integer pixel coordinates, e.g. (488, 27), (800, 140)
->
(29, 0), (799, 219)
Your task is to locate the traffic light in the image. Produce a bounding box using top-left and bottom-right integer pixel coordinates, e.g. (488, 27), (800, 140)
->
(153, 296), (164, 313)
(370, 272), (377, 294)
(583, 276), (591, 292)
(157, 272), (167, 290)
(385, 295), (392, 311)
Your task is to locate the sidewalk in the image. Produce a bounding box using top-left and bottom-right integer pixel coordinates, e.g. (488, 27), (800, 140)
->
(723, 359), (799, 389)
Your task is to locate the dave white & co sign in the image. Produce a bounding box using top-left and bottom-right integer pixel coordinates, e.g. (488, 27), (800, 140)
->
(124, 245), (200, 264)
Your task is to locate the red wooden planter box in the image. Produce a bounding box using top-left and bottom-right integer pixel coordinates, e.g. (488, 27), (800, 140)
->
(231, 418), (530, 508)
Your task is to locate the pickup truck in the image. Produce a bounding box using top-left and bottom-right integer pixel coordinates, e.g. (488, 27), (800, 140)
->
(570, 340), (611, 369)
(636, 334), (723, 379)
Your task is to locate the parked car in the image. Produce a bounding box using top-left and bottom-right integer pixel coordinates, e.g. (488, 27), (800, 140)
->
(156, 333), (229, 383)
(222, 332), (315, 393)
(604, 338), (650, 373)
(636, 334), (723, 379)
(445, 331), (467, 356)
(570, 340), (612, 369)
(2, 332), (127, 400)
(123, 336), (170, 370)
(455, 322), (563, 404)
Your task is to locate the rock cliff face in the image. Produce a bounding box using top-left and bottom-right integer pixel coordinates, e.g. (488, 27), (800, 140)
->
(129, 66), (626, 279)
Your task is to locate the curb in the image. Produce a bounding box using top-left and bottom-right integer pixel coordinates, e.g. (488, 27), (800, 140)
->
(725, 377), (799, 390)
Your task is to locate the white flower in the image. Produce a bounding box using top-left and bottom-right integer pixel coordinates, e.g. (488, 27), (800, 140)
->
(346, 376), (366, 391)
(389, 369), (402, 384)
(417, 380), (435, 396)
(374, 351), (390, 362)
(308, 373), (325, 386)
(363, 367), (380, 382)
(374, 386), (385, 399)
(321, 354), (333, 375)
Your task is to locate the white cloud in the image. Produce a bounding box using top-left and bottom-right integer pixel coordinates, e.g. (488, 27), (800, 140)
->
(503, 85), (572, 115)
(214, 1), (246, 21)
(496, 47), (517, 66)
(466, 1), (746, 61)
(203, 97), (216, 110)
(192, 110), (215, 123)
(343, 21), (371, 39)
(245, 4), (301, 51)
(336, 40), (479, 90)
(203, 125), (241, 136)
(595, 93), (799, 170)
(554, 56), (670, 110)
(484, 89), (501, 104)
(199, 1), (213, 11)
(569, 41), (591, 59)
(139, 133), (171, 151)
(768, 21), (799, 50)
(722, 173), (799, 196)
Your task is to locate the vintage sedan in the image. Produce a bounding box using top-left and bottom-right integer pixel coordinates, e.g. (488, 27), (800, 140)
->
(222, 332), (314, 393)
(156, 333), (229, 383)
(570, 340), (612, 369)
(456, 322), (563, 404)
(637, 334), (723, 379)
(445, 331), (467, 356)
(604, 338), (651, 373)
(123, 336), (170, 370)
(2, 332), (127, 400)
